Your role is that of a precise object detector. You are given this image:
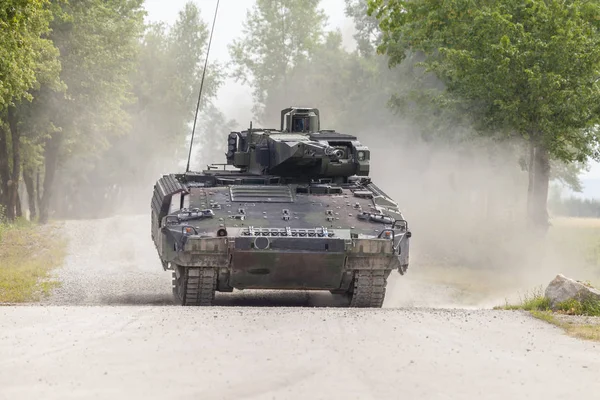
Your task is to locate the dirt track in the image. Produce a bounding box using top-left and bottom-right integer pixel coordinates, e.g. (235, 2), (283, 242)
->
(1, 215), (598, 399)
(2, 306), (600, 400)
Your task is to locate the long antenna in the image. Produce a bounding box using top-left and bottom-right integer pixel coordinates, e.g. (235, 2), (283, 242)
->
(186, 0), (220, 173)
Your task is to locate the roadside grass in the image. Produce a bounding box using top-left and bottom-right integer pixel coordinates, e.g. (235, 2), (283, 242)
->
(496, 285), (600, 342)
(497, 287), (551, 311)
(530, 311), (600, 342)
(0, 218), (66, 303)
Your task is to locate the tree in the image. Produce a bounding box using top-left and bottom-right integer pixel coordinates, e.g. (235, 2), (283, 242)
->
(368, 0), (600, 231)
(0, 0), (57, 109)
(0, 0), (59, 222)
(229, 0), (327, 123)
(124, 3), (223, 178)
(344, 0), (381, 57)
(50, 2), (224, 217)
(25, 0), (146, 223)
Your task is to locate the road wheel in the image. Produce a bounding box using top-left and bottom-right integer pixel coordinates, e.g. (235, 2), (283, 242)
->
(347, 270), (388, 308)
(172, 265), (217, 306)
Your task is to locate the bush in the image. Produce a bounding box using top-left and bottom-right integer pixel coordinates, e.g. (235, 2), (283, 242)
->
(556, 298), (600, 316)
(500, 287), (552, 311)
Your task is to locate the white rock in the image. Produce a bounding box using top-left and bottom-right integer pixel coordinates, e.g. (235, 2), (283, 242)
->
(545, 274), (600, 308)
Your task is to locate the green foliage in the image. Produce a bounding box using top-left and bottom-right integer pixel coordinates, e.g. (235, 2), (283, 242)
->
(50, 2), (224, 217)
(0, 0), (61, 222)
(556, 298), (600, 317)
(499, 282), (600, 317)
(32, 0), (146, 218)
(47, 0), (146, 153)
(368, 0), (600, 230)
(550, 160), (585, 193)
(231, 1), (415, 135)
(229, 0), (328, 120)
(530, 310), (557, 324)
(500, 286), (551, 311)
(344, 0), (381, 57)
(344, 1), (486, 144)
(0, 0), (59, 110)
(0, 0), (234, 220)
(128, 3), (223, 159)
(368, 0), (600, 163)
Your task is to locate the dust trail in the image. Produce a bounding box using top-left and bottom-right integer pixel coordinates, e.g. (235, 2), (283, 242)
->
(366, 135), (600, 308)
(44, 215), (172, 306)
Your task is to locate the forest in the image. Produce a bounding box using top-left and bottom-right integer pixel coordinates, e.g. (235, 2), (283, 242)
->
(1, 0), (600, 236)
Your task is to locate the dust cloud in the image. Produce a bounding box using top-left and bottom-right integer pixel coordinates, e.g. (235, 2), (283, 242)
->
(83, 87), (597, 309)
(80, 112), (597, 309)
(250, 68), (572, 307)
(45, 1), (600, 310)
(367, 131), (600, 308)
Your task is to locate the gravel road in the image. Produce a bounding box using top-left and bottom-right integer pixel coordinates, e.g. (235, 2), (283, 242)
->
(2, 307), (599, 400)
(1, 215), (598, 399)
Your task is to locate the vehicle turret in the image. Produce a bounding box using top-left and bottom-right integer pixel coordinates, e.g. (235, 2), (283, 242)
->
(224, 107), (370, 183)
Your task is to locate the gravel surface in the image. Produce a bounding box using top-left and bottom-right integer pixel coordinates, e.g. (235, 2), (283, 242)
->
(43, 215), (173, 306)
(1, 307), (599, 400)
(5, 215), (593, 399)
(555, 314), (600, 326)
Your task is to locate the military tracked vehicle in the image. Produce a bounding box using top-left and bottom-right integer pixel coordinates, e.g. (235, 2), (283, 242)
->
(151, 107), (411, 307)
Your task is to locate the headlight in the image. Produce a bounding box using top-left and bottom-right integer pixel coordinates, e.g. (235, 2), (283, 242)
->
(357, 151), (365, 161)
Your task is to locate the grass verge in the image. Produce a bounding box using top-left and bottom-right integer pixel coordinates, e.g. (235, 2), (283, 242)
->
(497, 287), (551, 311)
(530, 311), (600, 342)
(496, 287), (600, 342)
(0, 219), (66, 303)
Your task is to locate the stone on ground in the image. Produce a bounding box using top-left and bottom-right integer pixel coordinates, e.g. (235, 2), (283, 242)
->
(545, 274), (600, 308)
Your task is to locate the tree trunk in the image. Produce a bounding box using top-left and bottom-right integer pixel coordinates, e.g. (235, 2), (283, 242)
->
(36, 167), (42, 211)
(23, 166), (37, 220)
(8, 106), (21, 222)
(16, 191), (22, 218)
(526, 140), (550, 233)
(0, 121), (13, 221)
(39, 134), (60, 224)
(526, 140), (535, 221)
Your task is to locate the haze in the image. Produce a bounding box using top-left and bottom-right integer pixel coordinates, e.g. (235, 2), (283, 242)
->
(145, 0), (356, 128)
(144, 0), (600, 194)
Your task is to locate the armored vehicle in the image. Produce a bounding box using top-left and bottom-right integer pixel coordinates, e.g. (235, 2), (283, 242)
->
(151, 107), (411, 307)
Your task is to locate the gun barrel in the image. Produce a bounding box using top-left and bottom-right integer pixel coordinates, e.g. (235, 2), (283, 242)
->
(302, 142), (341, 160)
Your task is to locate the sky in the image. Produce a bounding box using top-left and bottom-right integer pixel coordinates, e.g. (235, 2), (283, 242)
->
(143, 0), (600, 195)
